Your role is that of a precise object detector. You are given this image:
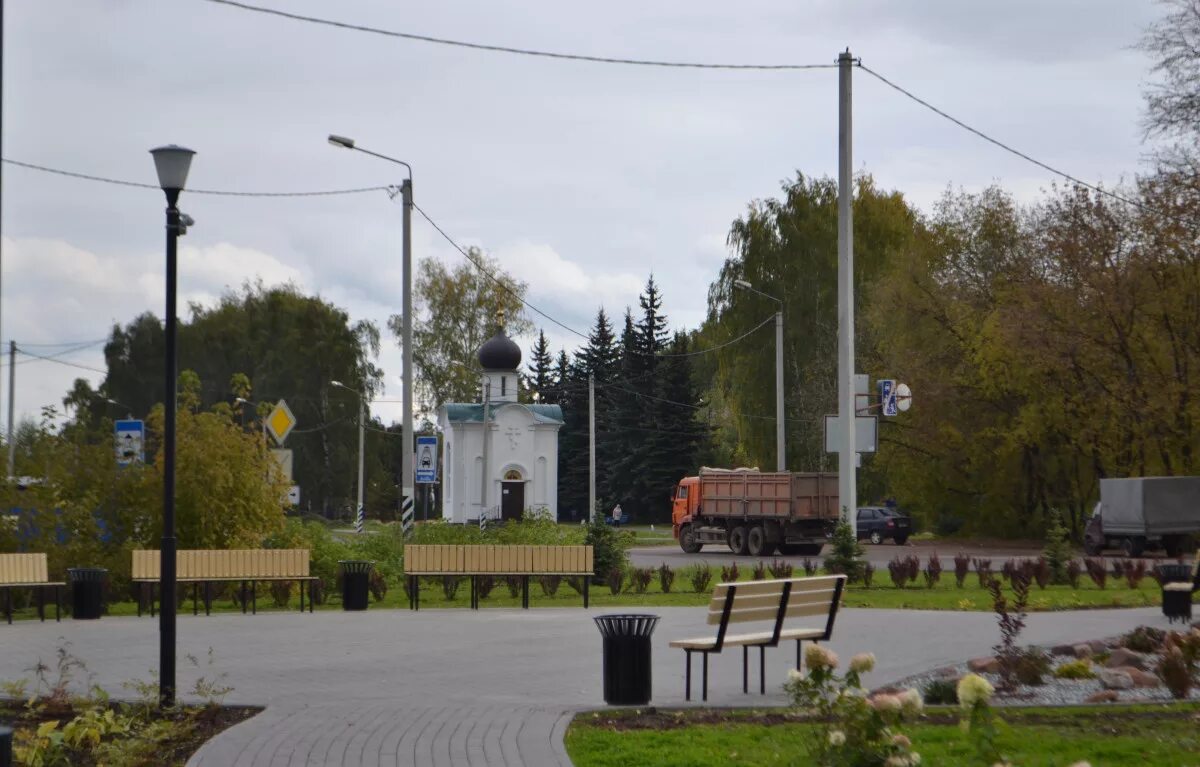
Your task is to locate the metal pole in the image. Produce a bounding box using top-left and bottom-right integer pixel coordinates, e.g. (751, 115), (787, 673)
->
(355, 394), (365, 533)
(588, 373), (596, 523)
(837, 50), (857, 537)
(775, 311), (785, 472)
(401, 179), (414, 522)
(1, 0), (5, 381)
(6, 340), (13, 478)
(480, 379), (490, 521)
(160, 192), (180, 708)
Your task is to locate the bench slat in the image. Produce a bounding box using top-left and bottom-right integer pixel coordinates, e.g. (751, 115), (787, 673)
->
(710, 601), (837, 624)
(0, 553), (49, 584)
(403, 544), (593, 575)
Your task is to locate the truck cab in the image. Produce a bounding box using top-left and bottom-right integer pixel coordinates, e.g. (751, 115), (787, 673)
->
(671, 476), (700, 537)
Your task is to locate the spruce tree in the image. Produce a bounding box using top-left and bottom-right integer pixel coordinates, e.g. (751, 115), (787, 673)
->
(527, 329), (554, 402)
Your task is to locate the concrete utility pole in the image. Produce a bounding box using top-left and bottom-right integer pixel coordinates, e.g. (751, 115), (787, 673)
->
(401, 178), (415, 529)
(6, 341), (14, 478)
(774, 310), (785, 472)
(480, 378), (491, 522)
(588, 373), (596, 523)
(355, 395), (365, 533)
(837, 49), (858, 537)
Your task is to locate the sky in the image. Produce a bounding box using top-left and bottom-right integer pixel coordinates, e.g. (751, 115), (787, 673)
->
(0, 0), (1164, 431)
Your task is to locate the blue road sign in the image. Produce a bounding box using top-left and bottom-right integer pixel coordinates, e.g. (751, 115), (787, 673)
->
(878, 379), (898, 417)
(415, 435), (438, 483)
(114, 420), (145, 466)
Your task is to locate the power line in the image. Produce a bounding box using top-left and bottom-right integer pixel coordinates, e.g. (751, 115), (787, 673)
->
(14, 347), (107, 375)
(858, 65), (1186, 225)
(2, 158), (391, 198)
(13, 337), (107, 348)
(202, 0), (836, 72)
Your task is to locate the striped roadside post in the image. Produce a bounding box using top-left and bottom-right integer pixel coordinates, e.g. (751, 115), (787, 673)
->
(401, 493), (415, 538)
(354, 505), (364, 534)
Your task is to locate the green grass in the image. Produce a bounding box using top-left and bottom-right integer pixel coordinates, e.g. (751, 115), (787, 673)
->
(566, 704), (1200, 767)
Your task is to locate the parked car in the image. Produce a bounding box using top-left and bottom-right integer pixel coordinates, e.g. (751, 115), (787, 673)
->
(856, 507), (911, 545)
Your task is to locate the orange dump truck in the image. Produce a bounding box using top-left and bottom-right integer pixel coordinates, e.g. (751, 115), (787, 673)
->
(671, 468), (839, 557)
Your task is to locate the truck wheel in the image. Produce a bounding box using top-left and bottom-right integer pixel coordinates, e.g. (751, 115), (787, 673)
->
(747, 525), (771, 557)
(1122, 537), (1145, 558)
(729, 525), (751, 556)
(679, 524), (702, 554)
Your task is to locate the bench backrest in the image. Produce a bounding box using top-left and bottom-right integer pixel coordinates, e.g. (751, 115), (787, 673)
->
(132, 549), (311, 580)
(405, 544), (593, 575)
(708, 575), (845, 650)
(0, 552), (50, 584)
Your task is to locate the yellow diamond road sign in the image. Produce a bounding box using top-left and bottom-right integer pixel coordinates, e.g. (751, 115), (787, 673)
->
(266, 399), (297, 446)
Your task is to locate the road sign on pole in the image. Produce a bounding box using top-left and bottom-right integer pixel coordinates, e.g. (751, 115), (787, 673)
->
(265, 400), (297, 446)
(823, 414), (879, 453)
(878, 379), (898, 417)
(114, 420), (145, 466)
(415, 435), (438, 484)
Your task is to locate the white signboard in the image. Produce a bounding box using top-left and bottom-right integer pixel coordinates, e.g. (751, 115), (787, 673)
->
(823, 414), (879, 454)
(271, 448), (294, 481)
(415, 435), (438, 484)
(286, 485), (301, 505)
(114, 420), (144, 466)
(878, 379), (898, 417)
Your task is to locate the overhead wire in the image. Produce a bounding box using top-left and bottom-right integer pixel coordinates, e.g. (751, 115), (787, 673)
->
(200, 0), (836, 71)
(14, 347), (108, 375)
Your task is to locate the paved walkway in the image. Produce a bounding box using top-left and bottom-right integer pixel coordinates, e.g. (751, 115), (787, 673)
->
(0, 604), (1171, 766)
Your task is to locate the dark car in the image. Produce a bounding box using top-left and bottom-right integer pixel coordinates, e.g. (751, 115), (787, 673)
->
(856, 507), (911, 545)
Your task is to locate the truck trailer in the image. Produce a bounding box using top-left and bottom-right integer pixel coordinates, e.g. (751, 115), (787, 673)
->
(671, 468), (839, 557)
(1083, 476), (1200, 557)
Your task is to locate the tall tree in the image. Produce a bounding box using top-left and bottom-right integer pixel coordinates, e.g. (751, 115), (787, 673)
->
(558, 309), (620, 518)
(526, 329), (554, 403)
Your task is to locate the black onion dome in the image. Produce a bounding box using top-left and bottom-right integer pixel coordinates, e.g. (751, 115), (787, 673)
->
(477, 329), (522, 370)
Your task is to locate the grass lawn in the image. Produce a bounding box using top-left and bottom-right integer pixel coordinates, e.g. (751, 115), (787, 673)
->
(566, 704), (1200, 767)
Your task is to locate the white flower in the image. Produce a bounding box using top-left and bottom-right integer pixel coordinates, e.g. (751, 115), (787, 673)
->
(891, 733), (912, 748)
(900, 688), (924, 716)
(957, 673), (995, 709)
(1066, 763), (1092, 767)
(828, 730), (846, 747)
(884, 757), (908, 767)
(787, 668), (804, 683)
(871, 694), (903, 713)
(849, 652), (876, 673)
(804, 644), (839, 670)
(909, 754), (921, 765)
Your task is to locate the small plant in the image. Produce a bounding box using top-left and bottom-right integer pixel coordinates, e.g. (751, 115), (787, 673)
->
(689, 563), (713, 593)
(1111, 559), (1126, 579)
(888, 556), (912, 588)
(1124, 559), (1147, 590)
(1066, 559), (1082, 589)
(1084, 558), (1108, 589)
(988, 576), (1030, 691)
(1121, 625), (1166, 653)
(564, 576), (585, 595)
(505, 576), (523, 598)
(441, 576), (462, 600)
(606, 568), (625, 595)
(1032, 557), (1051, 590)
(1053, 659), (1096, 679)
(924, 552), (942, 588)
(768, 559), (793, 579)
(1013, 649), (1051, 686)
(973, 558), (994, 588)
(922, 678), (958, 705)
(629, 567), (653, 594)
(802, 558), (818, 577)
(657, 563), (675, 594)
(958, 673), (1000, 765)
(368, 570), (388, 602)
(954, 552), (971, 588)
(477, 576), (497, 600)
(1157, 646), (1192, 699)
(862, 561), (876, 588)
(539, 575), (562, 597)
(1042, 509), (1073, 584)
(751, 561), (767, 581)
(823, 520), (865, 583)
(720, 562), (740, 583)
(269, 580), (293, 607)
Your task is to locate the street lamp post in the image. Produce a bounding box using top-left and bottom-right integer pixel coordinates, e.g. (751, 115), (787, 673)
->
(332, 381), (366, 533)
(327, 135), (414, 523)
(150, 144), (195, 709)
(734, 280), (785, 472)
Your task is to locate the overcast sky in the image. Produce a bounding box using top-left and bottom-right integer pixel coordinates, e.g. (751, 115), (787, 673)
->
(0, 0), (1163, 430)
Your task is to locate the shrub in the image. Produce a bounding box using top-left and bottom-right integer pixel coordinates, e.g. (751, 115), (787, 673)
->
(477, 576), (497, 600)
(823, 520), (864, 583)
(1123, 559), (1147, 590)
(988, 576), (1030, 691)
(1066, 559), (1082, 589)
(802, 558), (818, 577)
(954, 553), (970, 588)
(768, 559), (793, 579)
(505, 576), (522, 598)
(1053, 659), (1095, 680)
(265, 519), (352, 598)
(565, 576), (585, 595)
(269, 580), (292, 607)
(1121, 625), (1166, 654)
(1158, 647), (1193, 699)
(924, 552), (942, 589)
(368, 570), (388, 602)
(539, 575), (562, 597)
(1043, 510), (1072, 584)
(1111, 559), (1126, 579)
(751, 561), (767, 581)
(585, 519), (629, 582)
(974, 558), (994, 588)
(1084, 558), (1108, 589)
(862, 561), (875, 588)
(630, 567), (653, 594)
(441, 576), (462, 600)
(689, 563), (713, 593)
(888, 556), (912, 589)
(922, 678), (958, 705)
(657, 563), (675, 594)
(1013, 650), (1051, 686)
(606, 568), (625, 595)
(721, 562), (740, 583)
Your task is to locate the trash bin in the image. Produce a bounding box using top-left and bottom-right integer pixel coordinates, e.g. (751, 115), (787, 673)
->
(1, 724), (13, 767)
(1156, 564), (1194, 585)
(68, 568), (107, 620)
(594, 613), (659, 705)
(339, 560), (373, 611)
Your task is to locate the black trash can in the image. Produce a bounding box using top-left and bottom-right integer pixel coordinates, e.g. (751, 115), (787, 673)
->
(339, 560), (373, 611)
(1156, 563), (1194, 585)
(68, 568), (107, 620)
(594, 613), (659, 705)
(1, 724), (12, 767)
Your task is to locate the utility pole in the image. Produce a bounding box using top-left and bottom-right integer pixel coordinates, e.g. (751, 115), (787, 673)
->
(355, 395), (365, 534)
(480, 378), (490, 523)
(400, 178), (415, 533)
(6, 341), (14, 478)
(588, 373), (596, 523)
(837, 49), (858, 537)
(774, 310), (785, 472)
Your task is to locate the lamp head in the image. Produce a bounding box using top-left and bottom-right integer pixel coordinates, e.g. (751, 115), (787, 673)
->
(328, 134), (356, 149)
(734, 279), (752, 290)
(331, 380), (345, 389)
(149, 145), (196, 192)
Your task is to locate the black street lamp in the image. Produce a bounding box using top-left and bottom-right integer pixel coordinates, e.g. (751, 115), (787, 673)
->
(150, 144), (194, 708)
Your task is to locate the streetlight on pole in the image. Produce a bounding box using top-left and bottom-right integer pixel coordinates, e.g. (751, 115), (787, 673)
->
(150, 143), (195, 709)
(327, 134), (415, 530)
(734, 279), (786, 472)
(331, 380), (367, 533)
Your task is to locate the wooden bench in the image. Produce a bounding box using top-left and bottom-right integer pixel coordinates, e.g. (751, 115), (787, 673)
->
(132, 549), (318, 616)
(1162, 556), (1200, 624)
(669, 574), (846, 701)
(404, 544), (594, 610)
(0, 553), (64, 624)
